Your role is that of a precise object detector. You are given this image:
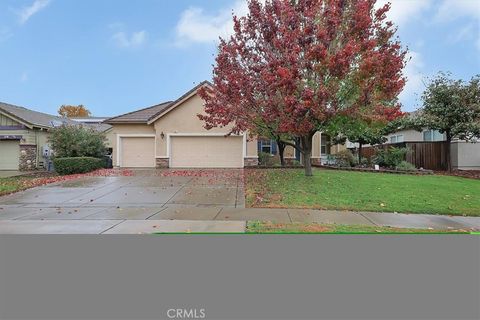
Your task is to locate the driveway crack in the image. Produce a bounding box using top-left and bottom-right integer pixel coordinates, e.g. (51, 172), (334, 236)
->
(99, 220), (126, 234)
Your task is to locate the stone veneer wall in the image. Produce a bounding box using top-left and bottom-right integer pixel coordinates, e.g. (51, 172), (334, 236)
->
(19, 145), (37, 171)
(156, 158), (169, 168)
(244, 157), (258, 167)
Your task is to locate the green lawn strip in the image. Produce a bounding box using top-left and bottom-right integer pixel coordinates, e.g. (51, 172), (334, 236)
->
(0, 177), (29, 196)
(246, 221), (470, 234)
(245, 168), (480, 216)
(0, 174), (56, 196)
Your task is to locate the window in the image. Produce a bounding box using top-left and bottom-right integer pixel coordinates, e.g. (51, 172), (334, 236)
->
(321, 135), (330, 155)
(423, 130), (432, 141)
(423, 130), (444, 141)
(260, 140), (272, 154)
(390, 135), (403, 143)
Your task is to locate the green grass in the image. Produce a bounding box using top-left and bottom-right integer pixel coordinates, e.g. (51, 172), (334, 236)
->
(0, 177), (28, 195)
(245, 169), (480, 216)
(246, 221), (470, 234)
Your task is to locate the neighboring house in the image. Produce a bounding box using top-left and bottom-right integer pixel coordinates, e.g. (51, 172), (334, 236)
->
(383, 127), (480, 170)
(0, 102), (74, 170)
(105, 81), (259, 168)
(342, 110), (480, 170)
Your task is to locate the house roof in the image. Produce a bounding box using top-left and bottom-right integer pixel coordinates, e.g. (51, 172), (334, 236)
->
(104, 101), (173, 124)
(0, 102), (75, 129)
(147, 81), (212, 124)
(105, 81), (213, 125)
(82, 122), (112, 133)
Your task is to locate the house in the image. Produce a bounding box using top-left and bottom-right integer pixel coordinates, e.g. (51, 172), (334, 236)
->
(383, 127), (480, 170)
(0, 102), (74, 170)
(105, 81), (354, 168)
(343, 111), (480, 170)
(105, 81), (259, 168)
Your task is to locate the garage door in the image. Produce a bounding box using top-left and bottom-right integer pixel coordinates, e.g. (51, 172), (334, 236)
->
(0, 141), (20, 170)
(120, 137), (155, 167)
(170, 136), (243, 168)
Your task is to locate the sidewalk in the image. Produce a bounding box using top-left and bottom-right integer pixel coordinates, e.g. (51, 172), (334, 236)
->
(0, 206), (479, 234)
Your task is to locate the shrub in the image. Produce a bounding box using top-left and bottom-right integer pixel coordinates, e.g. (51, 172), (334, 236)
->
(53, 157), (105, 175)
(334, 150), (356, 167)
(49, 125), (107, 158)
(258, 152), (279, 166)
(372, 147), (407, 168)
(396, 161), (416, 171)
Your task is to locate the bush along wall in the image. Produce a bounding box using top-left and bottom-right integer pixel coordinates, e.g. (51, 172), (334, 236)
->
(53, 157), (105, 175)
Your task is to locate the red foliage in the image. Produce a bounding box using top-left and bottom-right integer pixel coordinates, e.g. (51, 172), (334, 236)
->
(198, 0), (407, 137)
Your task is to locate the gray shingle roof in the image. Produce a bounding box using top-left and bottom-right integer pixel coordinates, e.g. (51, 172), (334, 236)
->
(82, 122), (112, 132)
(104, 101), (173, 124)
(0, 102), (76, 128)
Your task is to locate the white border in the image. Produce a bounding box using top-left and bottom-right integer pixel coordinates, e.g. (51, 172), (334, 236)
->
(116, 134), (156, 167)
(166, 133), (247, 168)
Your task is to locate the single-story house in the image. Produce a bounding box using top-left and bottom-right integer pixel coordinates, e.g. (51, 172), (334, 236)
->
(105, 81), (344, 168)
(0, 102), (76, 170)
(105, 81), (260, 168)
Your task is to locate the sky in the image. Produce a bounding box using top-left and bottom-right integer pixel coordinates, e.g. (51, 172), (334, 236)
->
(0, 0), (479, 116)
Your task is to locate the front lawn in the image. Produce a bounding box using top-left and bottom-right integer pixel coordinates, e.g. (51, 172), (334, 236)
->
(246, 221), (470, 234)
(245, 169), (480, 216)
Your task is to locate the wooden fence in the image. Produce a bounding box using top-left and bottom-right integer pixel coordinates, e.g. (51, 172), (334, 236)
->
(361, 141), (448, 171)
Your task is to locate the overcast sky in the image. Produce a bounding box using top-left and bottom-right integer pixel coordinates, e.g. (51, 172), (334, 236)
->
(0, 0), (479, 116)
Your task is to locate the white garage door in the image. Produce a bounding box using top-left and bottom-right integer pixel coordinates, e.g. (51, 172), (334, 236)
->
(170, 136), (243, 168)
(120, 137), (155, 168)
(0, 140), (20, 170)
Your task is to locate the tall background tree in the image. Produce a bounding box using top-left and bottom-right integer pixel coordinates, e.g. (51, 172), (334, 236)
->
(58, 105), (91, 118)
(421, 72), (480, 171)
(199, 0), (407, 176)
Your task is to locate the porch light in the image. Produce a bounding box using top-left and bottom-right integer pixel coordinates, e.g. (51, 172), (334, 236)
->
(160, 132), (165, 139)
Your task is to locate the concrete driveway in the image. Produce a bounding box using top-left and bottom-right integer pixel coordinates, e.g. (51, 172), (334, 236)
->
(0, 169), (247, 233)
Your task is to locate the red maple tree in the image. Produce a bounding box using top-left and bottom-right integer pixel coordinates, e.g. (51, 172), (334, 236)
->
(199, 0), (407, 176)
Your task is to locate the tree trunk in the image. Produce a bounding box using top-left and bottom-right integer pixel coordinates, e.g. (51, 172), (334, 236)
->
(446, 133), (452, 172)
(358, 143), (363, 163)
(277, 140), (286, 167)
(300, 135), (314, 176)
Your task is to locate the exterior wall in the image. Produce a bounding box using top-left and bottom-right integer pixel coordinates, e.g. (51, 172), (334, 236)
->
(385, 129), (424, 143)
(284, 145), (295, 159)
(19, 145), (37, 170)
(0, 113), (22, 126)
(312, 132), (321, 158)
(451, 141), (480, 170)
(104, 129), (114, 148)
(330, 143), (347, 155)
(0, 125), (50, 170)
(109, 124), (155, 166)
(153, 93), (257, 160)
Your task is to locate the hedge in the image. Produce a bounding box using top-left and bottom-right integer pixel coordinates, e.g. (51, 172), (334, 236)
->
(53, 157), (105, 175)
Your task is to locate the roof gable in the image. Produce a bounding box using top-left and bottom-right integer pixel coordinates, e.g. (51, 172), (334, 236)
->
(0, 102), (74, 129)
(147, 81), (212, 125)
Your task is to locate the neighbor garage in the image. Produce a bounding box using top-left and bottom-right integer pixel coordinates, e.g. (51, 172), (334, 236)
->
(0, 140), (20, 170)
(120, 136), (155, 168)
(170, 136), (243, 168)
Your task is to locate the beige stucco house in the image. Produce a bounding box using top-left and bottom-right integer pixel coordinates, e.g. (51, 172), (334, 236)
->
(105, 82), (259, 168)
(105, 82), (341, 168)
